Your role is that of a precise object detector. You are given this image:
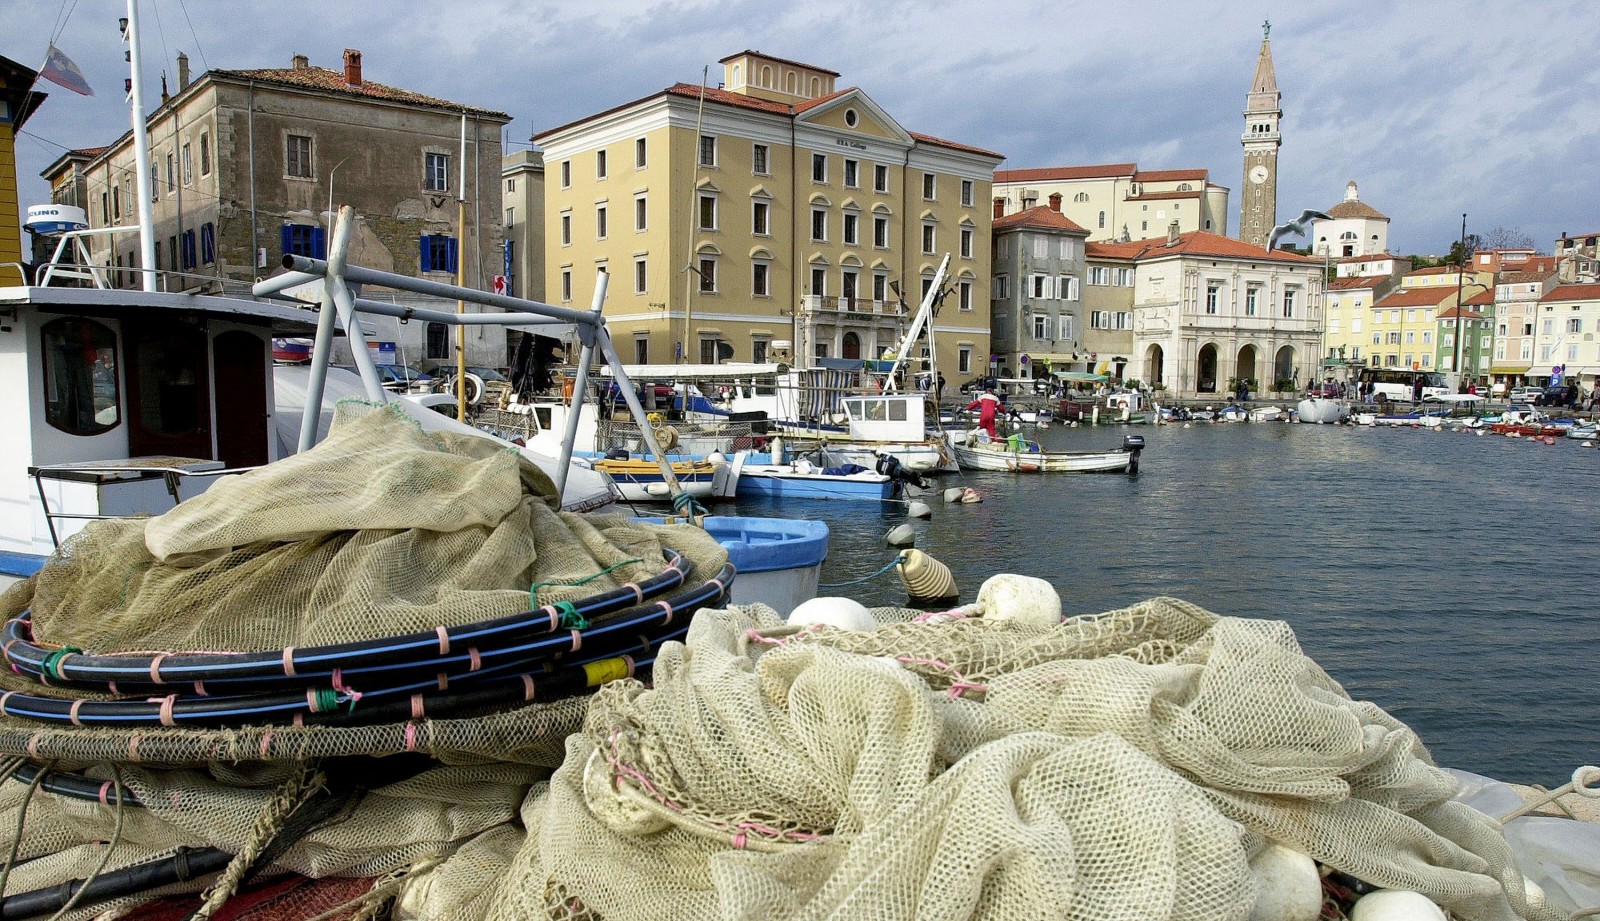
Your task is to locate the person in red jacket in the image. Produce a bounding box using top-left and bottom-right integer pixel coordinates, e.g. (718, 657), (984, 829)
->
(965, 388), (1001, 438)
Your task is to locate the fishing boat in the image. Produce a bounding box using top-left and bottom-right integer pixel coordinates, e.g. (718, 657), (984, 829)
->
(591, 457), (727, 502)
(951, 431), (1144, 473)
(734, 460), (897, 501)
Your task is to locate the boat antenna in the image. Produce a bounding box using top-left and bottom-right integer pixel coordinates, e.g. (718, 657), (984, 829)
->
(123, 0), (159, 291)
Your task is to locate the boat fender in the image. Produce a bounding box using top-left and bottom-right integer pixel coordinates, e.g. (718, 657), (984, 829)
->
(907, 500), (933, 519)
(645, 482), (671, 497)
(1245, 842), (1322, 921)
(960, 487), (982, 504)
(787, 597), (878, 631)
(1348, 890), (1446, 921)
(943, 487), (966, 503)
(706, 451), (728, 465)
(583, 746), (672, 836)
(897, 549), (957, 605)
(974, 574), (1060, 629)
(885, 524), (916, 547)
(769, 435), (785, 463)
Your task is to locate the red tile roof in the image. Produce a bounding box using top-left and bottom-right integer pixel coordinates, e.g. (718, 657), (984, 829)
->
(1499, 270), (1556, 284)
(1338, 253), (1399, 263)
(537, 83), (1001, 159)
(1541, 283), (1600, 302)
(1374, 287), (1457, 308)
(995, 163), (1137, 183)
(993, 206), (1089, 233)
(1328, 276), (1380, 290)
(1435, 306), (1486, 319)
(1406, 266), (1462, 276)
(1463, 289), (1495, 306)
(1133, 168), (1207, 183)
(1325, 199), (1388, 221)
(717, 50), (839, 77)
(214, 65), (508, 119)
(1085, 230), (1320, 264)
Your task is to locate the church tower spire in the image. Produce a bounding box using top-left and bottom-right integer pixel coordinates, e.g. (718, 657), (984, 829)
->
(1240, 20), (1282, 249)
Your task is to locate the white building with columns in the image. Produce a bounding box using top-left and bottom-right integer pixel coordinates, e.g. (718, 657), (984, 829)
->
(1310, 181), (1390, 258)
(1091, 226), (1324, 396)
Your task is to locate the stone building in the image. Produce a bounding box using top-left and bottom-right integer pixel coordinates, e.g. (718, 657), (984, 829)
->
(990, 195), (1090, 379)
(501, 150), (545, 301)
(533, 50), (1003, 382)
(44, 49), (512, 366)
(1239, 24), (1282, 250)
(993, 164), (1229, 243)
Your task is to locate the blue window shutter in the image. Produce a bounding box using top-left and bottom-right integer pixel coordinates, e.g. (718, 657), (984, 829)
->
(420, 235), (433, 273)
(447, 237), (459, 274)
(280, 224), (292, 257)
(311, 226), (326, 259)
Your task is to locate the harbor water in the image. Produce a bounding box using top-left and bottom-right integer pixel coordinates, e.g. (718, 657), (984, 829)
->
(730, 421), (1599, 788)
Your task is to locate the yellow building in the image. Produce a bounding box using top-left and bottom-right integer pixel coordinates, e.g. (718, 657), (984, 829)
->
(1367, 267), (1492, 371)
(1, 55), (47, 284)
(1320, 275), (1392, 373)
(533, 51), (1004, 381)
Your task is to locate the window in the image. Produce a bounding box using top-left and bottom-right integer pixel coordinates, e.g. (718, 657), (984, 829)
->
(697, 257), (717, 293)
(921, 223), (935, 254)
(425, 152), (448, 192)
(1059, 315), (1073, 340)
(165, 153), (175, 193)
(1034, 314), (1051, 339)
(199, 133), (210, 176)
(41, 318), (119, 434)
(1096, 210), (1105, 229)
(560, 160), (571, 188)
(182, 143), (192, 185)
(1114, 268), (1133, 286)
(993, 275), (1008, 299)
(635, 195), (647, 231)
(1246, 286), (1259, 316)
(699, 194), (717, 231)
(873, 216), (888, 248)
(561, 269), (572, 302)
(1089, 266), (1110, 286)
(699, 135), (717, 166)
(811, 208), (827, 242)
(1090, 311), (1131, 330)
(1568, 343), (1579, 361)
(960, 228), (973, 258)
(701, 338), (720, 365)
(1283, 288), (1297, 318)
(1404, 331), (1414, 344)
(1074, 192), (1090, 203)
(1031, 274), (1048, 298)
(752, 339), (769, 363)
(1373, 332), (1382, 345)
(560, 211), (572, 246)
(150, 163), (158, 201)
(958, 346), (972, 373)
(1422, 331), (1431, 344)
(1442, 333), (1454, 348)
(1568, 318), (1582, 334)
(282, 224), (327, 259)
(1060, 276), (1079, 300)
(841, 269), (859, 303)
(635, 337), (649, 364)
(200, 223), (215, 264)
(752, 261), (770, 297)
(843, 212), (859, 245)
(418, 234), (457, 273)
(1206, 284), (1220, 314)
(814, 342), (829, 360)
(1520, 342), (1531, 360)
(286, 134), (312, 178)
(180, 229), (197, 270)
(634, 258), (647, 294)
(843, 159), (858, 188)
(752, 200), (770, 236)
(596, 149), (607, 179)
(873, 164), (889, 193)
(752, 143), (769, 175)
(595, 205), (608, 240)
(425, 322), (450, 361)
(873, 272), (888, 302)
(1059, 238), (1074, 259)
(506, 207), (515, 228)
(961, 180), (973, 207)
(635, 137), (647, 168)
(810, 266), (826, 296)
(812, 153), (827, 183)
(922, 173), (936, 200)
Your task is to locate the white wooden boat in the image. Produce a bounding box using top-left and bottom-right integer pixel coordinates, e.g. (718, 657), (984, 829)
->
(951, 431), (1142, 473)
(591, 458), (726, 502)
(1295, 397), (1350, 424)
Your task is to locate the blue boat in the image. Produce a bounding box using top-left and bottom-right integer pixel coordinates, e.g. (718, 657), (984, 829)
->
(734, 462), (897, 501)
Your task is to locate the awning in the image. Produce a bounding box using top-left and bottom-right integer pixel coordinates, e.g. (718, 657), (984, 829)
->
(1022, 352), (1082, 363)
(1053, 371), (1109, 382)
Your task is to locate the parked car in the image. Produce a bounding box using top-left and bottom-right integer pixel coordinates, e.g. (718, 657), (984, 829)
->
(1307, 382), (1343, 398)
(425, 365), (508, 383)
(1507, 386), (1543, 404)
(332, 364), (434, 394)
(1540, 384), (1578, 407)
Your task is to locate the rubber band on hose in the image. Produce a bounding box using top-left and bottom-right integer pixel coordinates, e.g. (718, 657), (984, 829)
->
(69, 699), (85, 726)
(403, 723), (418, 752)
(148, 653), (168, 685)
(281, 647), (297, 677)
(0, 690), (12, 715)
(435, 626), (450, 655)
(656, 599), (674, 624)
(521, 675), (535, 701)
(158, 696), (177, 727)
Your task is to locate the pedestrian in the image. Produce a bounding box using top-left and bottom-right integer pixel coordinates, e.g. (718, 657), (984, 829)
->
(964, 388), (1001, 439)
(936, 372), (945, 404)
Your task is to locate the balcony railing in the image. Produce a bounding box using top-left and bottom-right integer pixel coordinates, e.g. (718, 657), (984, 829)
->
(801, 295), (893, 316)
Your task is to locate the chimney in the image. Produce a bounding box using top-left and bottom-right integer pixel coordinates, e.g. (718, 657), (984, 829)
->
(993, 197), (1005, 219)
(292, 53), (309, 70)
(1167, 220), (1180, 245)
(343, 49), (363, 86)
(1048, 192), (1062, 213)
(177, 52), (190, 91)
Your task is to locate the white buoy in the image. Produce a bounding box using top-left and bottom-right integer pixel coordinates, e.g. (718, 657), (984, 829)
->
(886, 523), (915, 546)
(907, 500), (933, 519)
(1245, 843), (1322, 921)
(943, 487), (965, 503)
(706, 451), (728, 464)
(974, 574), (1061, 629)
(1349, 890), (1446, 921)
(787, 596), (878, 631)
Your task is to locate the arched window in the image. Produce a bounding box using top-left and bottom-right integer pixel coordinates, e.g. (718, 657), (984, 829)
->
(785, 71), (797, 94)
(1074, 192), (1089, 203)
(731, 64), (741, 87)
(809, 76), (821, 97)
(1097, 211), (1106, 229)
(761, 66), (772, 88)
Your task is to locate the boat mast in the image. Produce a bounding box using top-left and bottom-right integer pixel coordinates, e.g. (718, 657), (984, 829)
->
(123, 0), (158, 292)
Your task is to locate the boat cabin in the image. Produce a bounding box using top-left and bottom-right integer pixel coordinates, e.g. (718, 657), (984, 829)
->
(0, 284), (320, 561)
(840, 393), (928, 442)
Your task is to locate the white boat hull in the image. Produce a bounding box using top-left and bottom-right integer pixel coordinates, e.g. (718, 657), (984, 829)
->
(951, 439), (1132, 473)
(1296, 398), (1350, 424)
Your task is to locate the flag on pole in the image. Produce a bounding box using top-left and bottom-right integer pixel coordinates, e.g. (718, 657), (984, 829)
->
(39, 44), (94, 96)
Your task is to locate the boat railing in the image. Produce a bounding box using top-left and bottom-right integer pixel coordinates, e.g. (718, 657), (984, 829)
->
(29, 462), (265, 548)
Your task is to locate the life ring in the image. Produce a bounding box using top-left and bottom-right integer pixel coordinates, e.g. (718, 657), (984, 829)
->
(447, 372), (485, 407)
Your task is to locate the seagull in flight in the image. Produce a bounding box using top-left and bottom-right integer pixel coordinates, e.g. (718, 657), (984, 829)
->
(1268, 210), (1330, 250)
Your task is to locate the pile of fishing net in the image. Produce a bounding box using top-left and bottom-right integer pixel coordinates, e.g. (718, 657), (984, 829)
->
(0, 400), (730, 921)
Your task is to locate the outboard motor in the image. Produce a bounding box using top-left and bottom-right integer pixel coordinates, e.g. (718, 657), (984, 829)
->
(875, 452), (928, 490)
(1121, 434), (1145, 475)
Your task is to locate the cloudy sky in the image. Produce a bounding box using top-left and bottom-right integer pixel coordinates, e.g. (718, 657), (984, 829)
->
(8, 0), (1600, 256)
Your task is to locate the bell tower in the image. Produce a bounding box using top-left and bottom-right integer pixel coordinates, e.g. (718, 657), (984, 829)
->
(1240, 21), (1281, 249)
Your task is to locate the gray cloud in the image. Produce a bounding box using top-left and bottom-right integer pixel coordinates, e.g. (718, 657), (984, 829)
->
(8, 0), (1598, 255)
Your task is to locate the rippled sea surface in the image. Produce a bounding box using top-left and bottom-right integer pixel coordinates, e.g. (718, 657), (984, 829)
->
(727, 421), (1599, 787)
